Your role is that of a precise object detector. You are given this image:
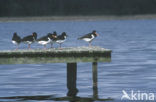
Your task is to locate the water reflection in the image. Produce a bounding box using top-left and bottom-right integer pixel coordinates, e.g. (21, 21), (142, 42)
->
(0, 62), (113, 102)
(0, 95), (112, 102)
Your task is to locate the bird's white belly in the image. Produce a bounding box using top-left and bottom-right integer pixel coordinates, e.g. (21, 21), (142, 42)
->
(23, 41), (32, 44)
(82, 35), (95, 42)
(56, 40), (65, 44)
(82, 38), (93, 42)
(38, 40), (50, 45)
(12, 41), (18, 45)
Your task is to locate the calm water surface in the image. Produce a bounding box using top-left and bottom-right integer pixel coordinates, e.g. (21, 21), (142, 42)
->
(0, 19), (156, 102)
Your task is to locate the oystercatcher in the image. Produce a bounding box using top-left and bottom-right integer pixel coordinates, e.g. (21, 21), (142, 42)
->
(50, 31), (57, 48)
(55, 32), (67, 48)
(78, 30), (99, 47)
(12, 32), (21, 50)
(22, 32), (37, 49)
(37, 33), (57, 49)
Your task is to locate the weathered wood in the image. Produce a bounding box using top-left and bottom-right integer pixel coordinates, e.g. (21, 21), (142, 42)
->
(0, 47), (111, 58)
(92, 62), (98, 99)
(67, 63), (78, 97)
(0, 46), (111, 64)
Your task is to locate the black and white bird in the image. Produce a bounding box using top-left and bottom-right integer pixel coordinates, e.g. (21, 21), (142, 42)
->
(12, 32), (21, 50)
(22, 32), (37, 49)
(50, 31), (57, 48)
(55, 32), (67, 48)
(37, 33), (57, 49)
(78, 30), (99, 47)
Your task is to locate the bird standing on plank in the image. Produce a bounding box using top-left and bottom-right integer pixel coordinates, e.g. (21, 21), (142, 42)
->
(22, 32), (37, 49)
(37, 33), (57, 49)
(55, 32), (67, 48)
(78, 30), (99, 47)
(50, 31), (57, 48)
(12, 32), (21, 50)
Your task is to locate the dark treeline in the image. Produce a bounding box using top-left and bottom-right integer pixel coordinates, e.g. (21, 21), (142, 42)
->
(0, 0), (156, 17)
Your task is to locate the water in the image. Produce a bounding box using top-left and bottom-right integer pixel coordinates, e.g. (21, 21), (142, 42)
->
(0, 19), (156, 102)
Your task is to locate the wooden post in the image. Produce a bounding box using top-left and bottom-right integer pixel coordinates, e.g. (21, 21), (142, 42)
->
(67, 63), (78, 97)
(92, 62), (98, 99)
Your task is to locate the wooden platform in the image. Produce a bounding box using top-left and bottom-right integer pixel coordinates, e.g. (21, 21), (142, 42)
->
(0, 46), (112, 100)
(0, 46), (111, 64)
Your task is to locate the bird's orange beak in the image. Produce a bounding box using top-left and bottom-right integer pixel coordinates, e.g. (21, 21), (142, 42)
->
(52, 35), (57, 38)
(96, 33), (99, 36)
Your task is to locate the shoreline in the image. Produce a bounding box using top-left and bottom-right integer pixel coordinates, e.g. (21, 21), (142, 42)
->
(0, 14), (156, 22)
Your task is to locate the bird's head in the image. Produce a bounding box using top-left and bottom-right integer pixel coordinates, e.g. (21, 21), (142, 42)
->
(52, 31), (57, 38)
(47, 33), (57, 39)
(32, 32), (37, 40)
(62, 32), (68, 37)
(53, 31), (57, 35)
(92, 30), (99, 37)
(13, 32), (17, 36)
(52, 34), (57, 39)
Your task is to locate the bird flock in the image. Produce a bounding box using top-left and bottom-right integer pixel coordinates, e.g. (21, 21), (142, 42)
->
(12, 30), (99, 50)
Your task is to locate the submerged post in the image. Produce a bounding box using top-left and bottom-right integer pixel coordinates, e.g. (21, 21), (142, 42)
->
(92, 62), (98, 99)
(67, 63), (78, 97)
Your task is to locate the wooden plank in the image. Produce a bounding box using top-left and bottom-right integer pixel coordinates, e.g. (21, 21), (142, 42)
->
(0, 46), (111, 64)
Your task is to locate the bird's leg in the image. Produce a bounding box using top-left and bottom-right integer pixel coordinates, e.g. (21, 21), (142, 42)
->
(28, 44), (31, 49)
(59, 43), (63, 50)
(16, 44), (19, 50)
(44, 45), (46, 49)
(51, 43), (53, 48)
(60, 43), (62, 48)
(89, 42), (91, 47)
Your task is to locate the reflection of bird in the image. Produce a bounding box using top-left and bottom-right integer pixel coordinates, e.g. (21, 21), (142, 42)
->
(37, 33), (57, 49)
(78, 30), (99, 47)
(22, 32), (37, 49)
(50, 31), (57, 48)
(55, 32), (67, 48)
(12, 32), (21, 50)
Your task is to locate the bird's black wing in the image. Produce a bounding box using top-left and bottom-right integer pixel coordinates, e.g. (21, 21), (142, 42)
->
(56, 35), (64, 40)
(78, 33), (92, 40)
(12, 34), (21, 43)
(37, 36), (48, 41)
(16, 35), (21, 43)
(22, 35), (33, 41)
